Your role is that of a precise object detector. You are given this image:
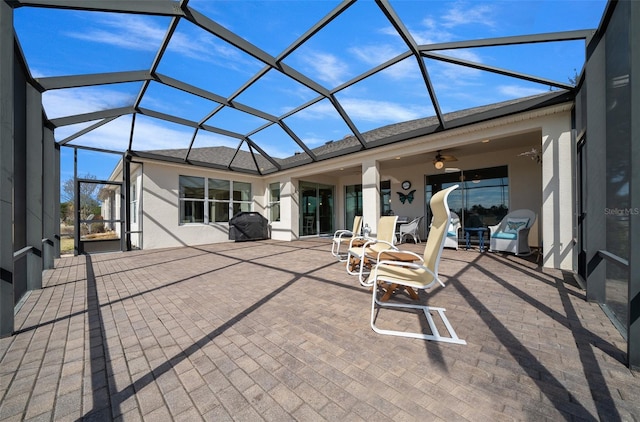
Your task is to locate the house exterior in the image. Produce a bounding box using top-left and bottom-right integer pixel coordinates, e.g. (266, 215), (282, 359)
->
(108, 92), (574, 270)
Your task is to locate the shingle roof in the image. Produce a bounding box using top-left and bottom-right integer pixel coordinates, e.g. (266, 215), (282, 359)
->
(130, 89), (572, 174)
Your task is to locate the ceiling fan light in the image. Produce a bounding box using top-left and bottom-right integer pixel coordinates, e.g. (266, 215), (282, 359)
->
(434, 160), (444, 169)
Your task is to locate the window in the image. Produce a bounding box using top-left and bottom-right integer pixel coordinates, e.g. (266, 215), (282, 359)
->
(179, 176), (252, 224)
(380, 180), (392, 215)
(131, 181), (137, 224)
(345, 184), (362, 226)
(233, 181), (252, 216)
(425, 166), (509, 229)
(179, 176), (205, 223)
(269, 182), (280, 222)
(209, 178), (230, 222)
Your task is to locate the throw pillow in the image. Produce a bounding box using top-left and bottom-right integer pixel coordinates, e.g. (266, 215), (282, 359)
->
(505, 218), (529, 233)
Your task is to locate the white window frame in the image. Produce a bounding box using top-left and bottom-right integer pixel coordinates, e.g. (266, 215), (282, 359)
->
(179, 176), (206, 224)
(131, 181), (138, 224)
(179, 176), (253, 225)
(268, 182), (280, 222)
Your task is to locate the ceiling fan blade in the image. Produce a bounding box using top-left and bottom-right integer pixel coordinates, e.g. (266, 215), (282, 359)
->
(434, 150), (458, 162)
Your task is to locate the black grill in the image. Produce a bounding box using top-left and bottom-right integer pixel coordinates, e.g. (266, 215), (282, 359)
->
(229, 212), (269, 241)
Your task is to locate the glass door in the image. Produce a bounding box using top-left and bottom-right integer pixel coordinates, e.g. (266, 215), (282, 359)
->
(76, 179), (124, 254)
(299, 182), (334, 236)
(345, 184), (362, 231)
(425, 166), (509, 246)
(577, 136), (587, 281)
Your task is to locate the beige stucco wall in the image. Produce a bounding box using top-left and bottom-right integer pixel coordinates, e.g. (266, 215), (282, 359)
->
(140, 161), (264, 249)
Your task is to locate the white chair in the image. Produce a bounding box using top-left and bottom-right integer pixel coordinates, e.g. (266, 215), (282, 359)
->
(488, 209), (536, 256)
(331, 216), (362, 261)
(396, 216), (423, 244)
(346, 216), (398, 286)
(369, 185), (466, 344)
(303, 216), (314, 235)
(444, 212), (461, 250)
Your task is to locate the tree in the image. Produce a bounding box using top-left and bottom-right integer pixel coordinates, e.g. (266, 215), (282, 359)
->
(60, 174), (101, 227)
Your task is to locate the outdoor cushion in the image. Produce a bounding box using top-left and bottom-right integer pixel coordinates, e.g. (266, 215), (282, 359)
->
(504, 218), (529, 233)
(492, 232), (517, 239)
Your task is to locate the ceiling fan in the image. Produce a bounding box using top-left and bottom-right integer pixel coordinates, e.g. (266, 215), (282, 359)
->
(433, 150), (458, 169)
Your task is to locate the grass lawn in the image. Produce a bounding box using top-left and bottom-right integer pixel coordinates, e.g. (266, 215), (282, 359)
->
(60, 237), (74, 254)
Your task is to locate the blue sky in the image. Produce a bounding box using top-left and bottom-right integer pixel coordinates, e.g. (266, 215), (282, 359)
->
(13, 0), (607, 186)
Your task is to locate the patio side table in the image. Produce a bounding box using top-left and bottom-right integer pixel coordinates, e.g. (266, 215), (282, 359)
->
(464, 227), (487, 251)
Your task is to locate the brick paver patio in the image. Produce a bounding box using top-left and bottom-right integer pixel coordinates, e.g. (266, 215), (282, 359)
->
(1, 238), (638, 421)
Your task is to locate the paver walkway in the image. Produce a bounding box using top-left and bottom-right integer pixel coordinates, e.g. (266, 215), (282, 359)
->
(1, 239), (638, 421)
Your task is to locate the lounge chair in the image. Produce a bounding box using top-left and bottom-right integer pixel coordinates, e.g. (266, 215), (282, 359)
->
(346, 216), (398, 286)
(369, 185), (466, 344)
(331, 215), (362, 261)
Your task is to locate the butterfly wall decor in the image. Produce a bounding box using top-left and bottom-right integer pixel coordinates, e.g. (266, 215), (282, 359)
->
(397, 190), (416, 204)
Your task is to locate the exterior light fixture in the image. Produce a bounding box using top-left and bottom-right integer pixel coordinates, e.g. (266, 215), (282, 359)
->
(432, 150), (456, 169)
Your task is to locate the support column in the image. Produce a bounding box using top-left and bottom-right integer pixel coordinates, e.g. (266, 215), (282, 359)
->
(541, 113), (574, 270)
(54, 143), (60, 258)
(585, 25), (607, 303)
(124, 157), (131, 251)
(26, 84), (43, 289)
(0, 1), (14, 336)
(42, 127), (56, 268)
(361, 160), (380, 235)
(285, 179), (298, 240)
(628, 0), (640, 371)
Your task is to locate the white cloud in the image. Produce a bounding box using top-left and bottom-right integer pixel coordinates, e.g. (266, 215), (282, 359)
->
(43, 88), (135, 119)
(65, 14), (258, 72)
(58, 114), (211, 152)
(167, 29), (250, 67)
(341, 98), (424, 122)
(294, 98), (424, 124)
(65, 14), (165, 51)
(349, 45), (419, 81)
(441, 2), (496, 29)
(498, 84), (547, 98)
(349, 44), (402, 67)
(300, 51), (350, 86)
(410, 2), (497, 45)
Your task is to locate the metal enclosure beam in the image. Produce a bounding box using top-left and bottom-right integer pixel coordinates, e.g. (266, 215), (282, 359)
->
(418, 30), (595, 51)
(0, 0), (15, 337)
(11, 0), (184, 16)
(628, 0), (640, 371)
(36, 70), (151, 91)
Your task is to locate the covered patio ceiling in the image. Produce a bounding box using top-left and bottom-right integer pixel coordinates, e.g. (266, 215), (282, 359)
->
(11, 0), (603, 175)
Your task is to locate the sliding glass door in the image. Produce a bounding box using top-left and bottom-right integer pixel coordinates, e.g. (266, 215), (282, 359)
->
(300, 181), (334, 236)
(345, 184), (362, 230)
(425, 166), (509, 236)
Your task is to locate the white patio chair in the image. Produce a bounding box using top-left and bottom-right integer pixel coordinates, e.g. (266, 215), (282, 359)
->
(346, 216), (398, 286)
(488, 209), (536, 256)
(396, 216), (423, 244)
(331, 215), (362, 261)
(369, 185), (466, 344)
(444, 212), (461, 250)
